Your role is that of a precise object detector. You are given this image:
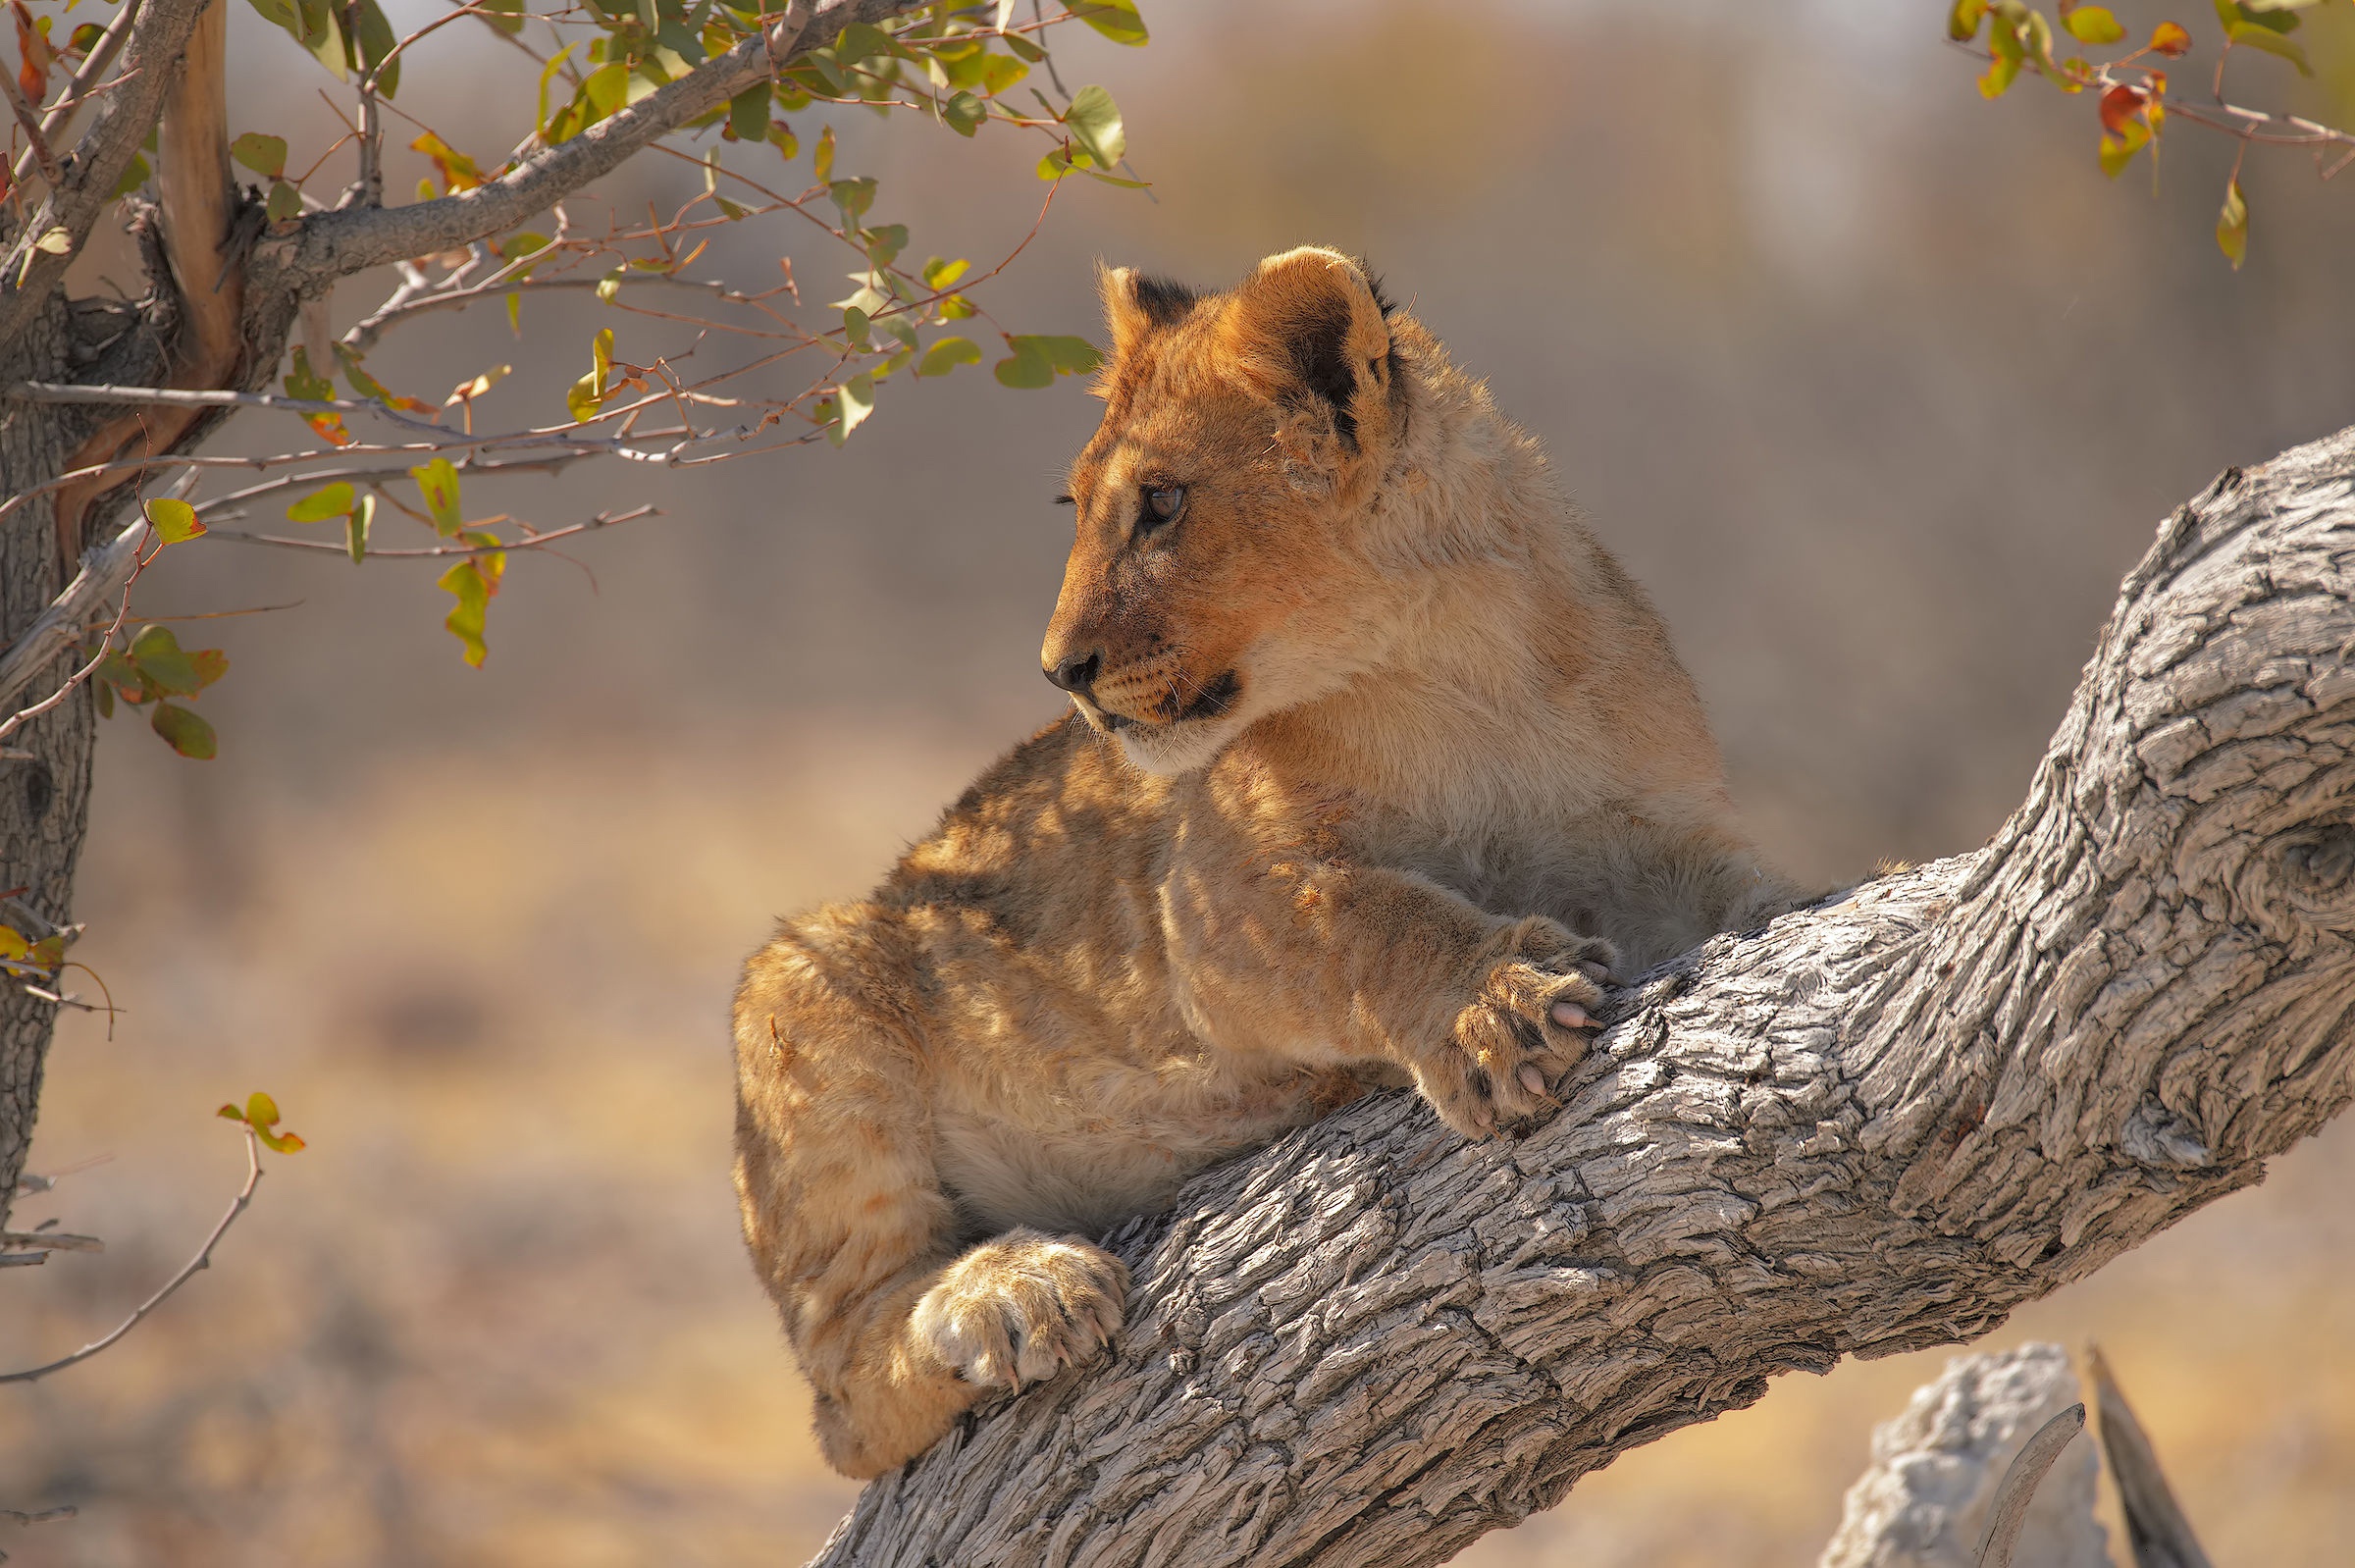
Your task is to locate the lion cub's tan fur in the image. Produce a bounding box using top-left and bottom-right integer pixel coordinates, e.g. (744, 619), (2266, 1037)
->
(733, 247), (1800, 1478)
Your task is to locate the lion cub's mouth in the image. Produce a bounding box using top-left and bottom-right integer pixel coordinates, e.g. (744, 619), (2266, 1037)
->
(1095, 668), (1240, 733)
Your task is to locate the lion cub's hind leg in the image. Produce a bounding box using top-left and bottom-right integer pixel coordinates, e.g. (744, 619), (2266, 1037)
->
(912, 1229), (1128, 1390)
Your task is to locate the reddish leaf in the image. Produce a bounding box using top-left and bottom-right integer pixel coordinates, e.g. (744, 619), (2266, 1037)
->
(2151, 20), (2192, 55)
(2098, 83), (2146, 134)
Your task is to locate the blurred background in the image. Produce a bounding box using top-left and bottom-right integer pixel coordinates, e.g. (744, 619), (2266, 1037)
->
(5, 0), (2354, 1562)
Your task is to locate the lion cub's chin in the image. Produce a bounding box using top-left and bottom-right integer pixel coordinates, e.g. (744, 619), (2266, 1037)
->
(1103, 709), (1245, 777)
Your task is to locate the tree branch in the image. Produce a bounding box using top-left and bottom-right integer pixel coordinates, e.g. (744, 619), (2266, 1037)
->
(806, 426), (2355, 1567)
(261, 0), (927, 290)
(0, 0), (211, 352)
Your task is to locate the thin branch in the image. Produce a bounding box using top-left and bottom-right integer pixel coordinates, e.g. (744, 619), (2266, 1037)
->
(1973, 1403), (2086, 1568)
(0, 510), (148, 718)
(0, 59), (65, 189)
(266, 0), (933, 287)
(202, 502), (655, 557)
(0, 1128), (265, 1386)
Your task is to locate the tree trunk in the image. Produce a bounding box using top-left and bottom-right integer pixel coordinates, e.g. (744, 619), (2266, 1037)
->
(0, 302), (102, 1235)
(807, 427), (2355, 1568)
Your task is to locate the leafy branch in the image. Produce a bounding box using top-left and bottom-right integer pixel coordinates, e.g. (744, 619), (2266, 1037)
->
(1951, 0), (2355, 267)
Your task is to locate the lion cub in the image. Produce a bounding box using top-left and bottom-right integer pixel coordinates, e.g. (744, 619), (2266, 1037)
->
(733, 247), (1799, 1478)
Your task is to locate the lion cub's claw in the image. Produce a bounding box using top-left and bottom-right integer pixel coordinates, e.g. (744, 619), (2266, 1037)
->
(912, 1231), (1128, 1391)
(1419, 917), (1615, 1140)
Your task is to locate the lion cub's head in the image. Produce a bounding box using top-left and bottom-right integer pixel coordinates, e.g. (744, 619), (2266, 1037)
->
(1040, 246), (1408, 777)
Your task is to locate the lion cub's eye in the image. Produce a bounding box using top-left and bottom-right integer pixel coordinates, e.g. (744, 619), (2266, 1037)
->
(1142, 484), (1186, 529)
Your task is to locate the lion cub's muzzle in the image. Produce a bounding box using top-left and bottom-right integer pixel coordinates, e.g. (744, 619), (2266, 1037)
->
(1044, 646), (1240, 733)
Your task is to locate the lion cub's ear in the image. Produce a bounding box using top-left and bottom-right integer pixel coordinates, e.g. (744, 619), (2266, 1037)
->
(1217, 247), (1395, 457)
(1098, 264), (1202, 366)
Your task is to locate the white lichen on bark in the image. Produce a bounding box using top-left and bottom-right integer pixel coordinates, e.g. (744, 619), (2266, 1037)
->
(1818, 1342), (2104, 1568)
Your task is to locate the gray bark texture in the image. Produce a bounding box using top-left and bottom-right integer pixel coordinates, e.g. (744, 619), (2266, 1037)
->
(807, 426), (2355, 1568)
(1817, 1343), (2104, 1568)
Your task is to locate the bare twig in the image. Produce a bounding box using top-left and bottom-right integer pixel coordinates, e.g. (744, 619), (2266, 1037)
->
(0, 511), (148, 719)
(2087, 1346), (2218, 1568)
(0, 1127), (266, 1386)
(0, 59), (65, 188)
(1973, 1403), (2087, 1568)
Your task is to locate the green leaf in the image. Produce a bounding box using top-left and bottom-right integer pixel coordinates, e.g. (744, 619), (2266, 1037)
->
(1947, 0), (1987, 40)
(230, 132), (288, 178)
(916, 336), (982, 377)
(131, 624), (203, 695)
(266, 180), (303, 223)
(1067, 0), (1147, 46)
(835, 20), (898, 61)
(150, 702), (218, 759)
(829, 177), (877, 221)
(2230, 0), (2305, 30)
(993, 338), (1053, 389)
(2226, 21), (2311, 72)
(481, 0), (524, 32)
(246, 1091), (281, 1127)
(286, 481), (354, 522)
(143, 497), (205, 545)
(189, 649), (229, 691)
(813, 125), (835, 182)
(1063, 84), (1125, 170)
(353, 0), (398, 95)
(410, 458), (463, 536)
(346, 493), (375, 563)
(2063, 5), (2124, 43)
(943, 89), (986, 135)
(2217, 176), (2248, 268)
(535, 43), (577, 139)
(284, 345), (336, 402)
(729, 82), (768, 141)
(1033, 335), (1103, 374)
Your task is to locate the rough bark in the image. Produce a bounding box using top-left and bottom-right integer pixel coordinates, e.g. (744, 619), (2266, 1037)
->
(807, 427), (2355, 1568)
(1817, 1343), (2104, 1568)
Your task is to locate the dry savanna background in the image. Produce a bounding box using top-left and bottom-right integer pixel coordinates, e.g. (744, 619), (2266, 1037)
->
(5, 1), (2355, 1563)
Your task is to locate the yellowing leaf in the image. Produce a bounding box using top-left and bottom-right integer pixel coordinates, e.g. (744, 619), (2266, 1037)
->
(1067, 0), (1147, 46)
(346, 492), (374, 563)
(149, 702), (218, 759)
(143, 497), (205, 544)
(2064, 6), (2125, 43)
(0, 927), (26, 962)
(438, 559), (494, 666)
(565, 328), (615, 423)
(410, 457), (463, 536)
(287, 482), (354, 522)
(2217, 176), (2248, 268)
(916, 336), (982, 377)
(230, 132), (288, 178)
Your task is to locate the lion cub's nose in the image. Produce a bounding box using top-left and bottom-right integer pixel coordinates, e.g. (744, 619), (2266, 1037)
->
(1045, 650), (1102, 697)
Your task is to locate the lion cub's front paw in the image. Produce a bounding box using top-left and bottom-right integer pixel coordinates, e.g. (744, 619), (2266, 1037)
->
(1413, 916), (1613, 1140)
(912, 1230), (1128, 1391)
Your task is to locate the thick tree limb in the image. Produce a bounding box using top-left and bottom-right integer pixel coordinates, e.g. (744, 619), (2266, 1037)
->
(806, 425), (2355, 1567)
(257, 0), (925, 291)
